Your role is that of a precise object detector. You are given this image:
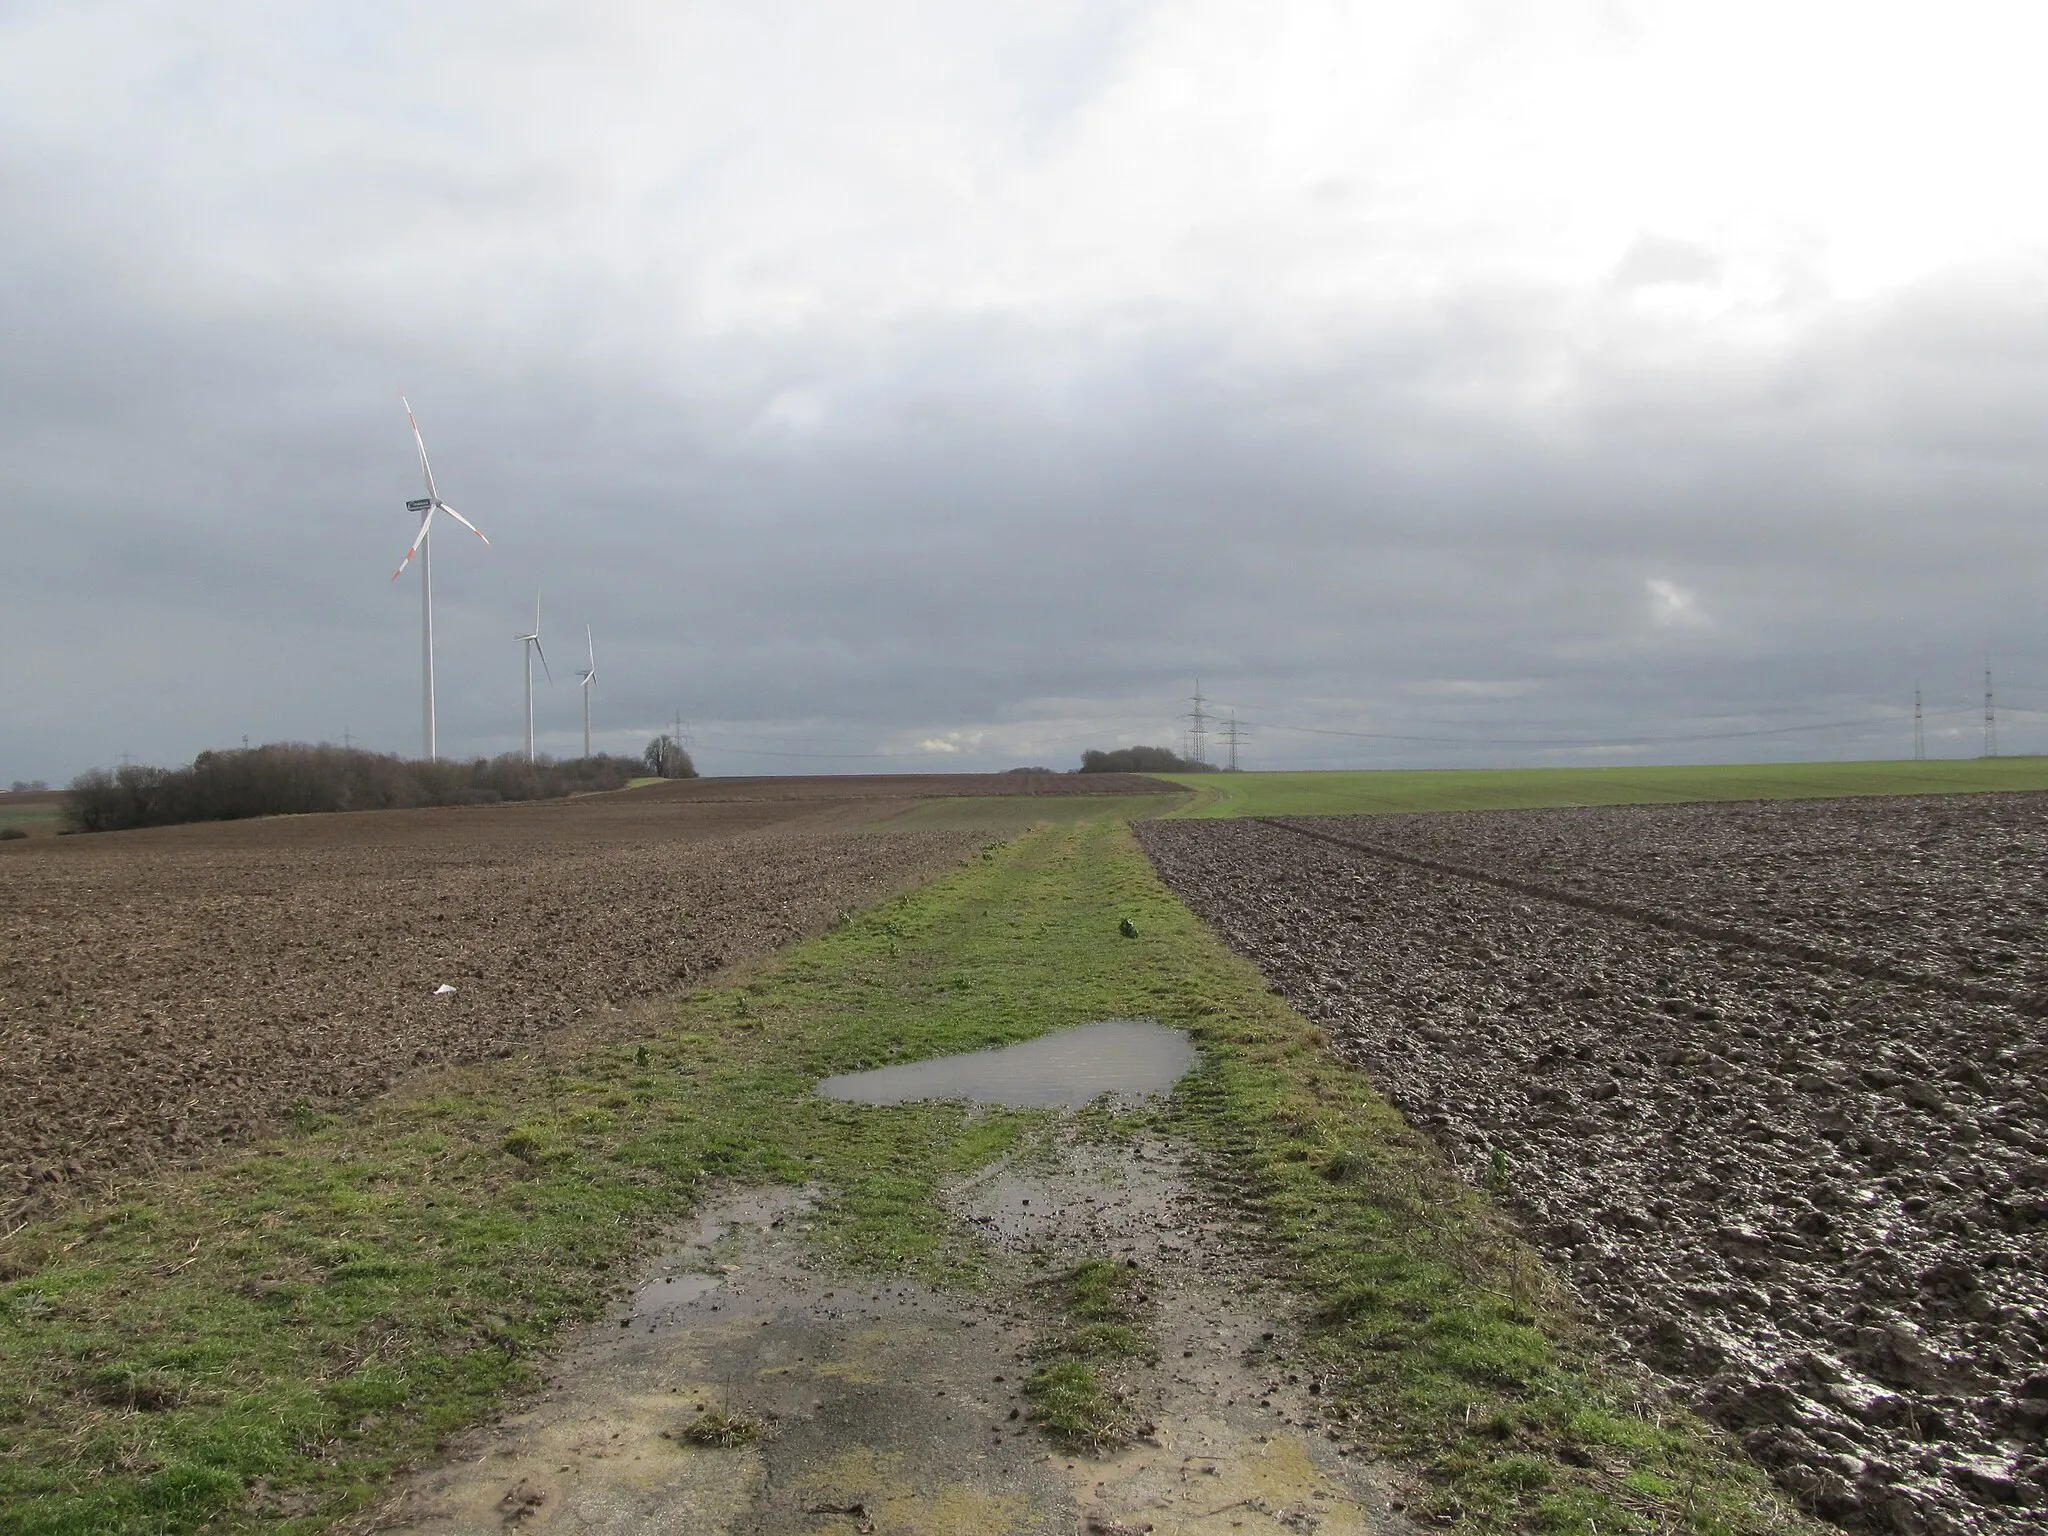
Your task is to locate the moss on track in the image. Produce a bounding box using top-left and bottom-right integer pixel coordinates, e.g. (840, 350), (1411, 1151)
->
(0, 816), (1810, 1535)
(1166, 757), (2048, 817)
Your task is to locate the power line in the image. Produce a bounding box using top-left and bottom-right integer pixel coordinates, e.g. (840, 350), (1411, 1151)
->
(1249, 710), (1980, 750)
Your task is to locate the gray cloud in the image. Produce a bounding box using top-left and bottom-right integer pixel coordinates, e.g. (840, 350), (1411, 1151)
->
(5, 1), (2047, 780)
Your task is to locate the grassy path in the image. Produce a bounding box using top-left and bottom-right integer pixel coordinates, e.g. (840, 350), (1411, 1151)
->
(1, 817), (1807, 1535)
(1167, 758), (2048, 817)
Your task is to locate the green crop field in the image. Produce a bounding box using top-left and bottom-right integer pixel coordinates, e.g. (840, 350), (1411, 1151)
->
(1164, 757), (2048, 818)
(0, 796), (62, 838)
(877, 791), (1188, 830)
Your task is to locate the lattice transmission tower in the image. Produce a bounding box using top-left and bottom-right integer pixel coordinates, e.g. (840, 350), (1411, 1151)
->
(1220, 711), (1248, 771)
(1184, 680), (1211, 766)
(1985, 665), (1999, 759)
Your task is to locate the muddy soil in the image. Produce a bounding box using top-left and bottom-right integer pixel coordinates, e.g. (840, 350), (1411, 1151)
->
(0, 794), (991, 1221)
(1137, 813), (2048, 1536)
(1313, 794), (2048, 1000)
(371, 1138), (1410, 1535)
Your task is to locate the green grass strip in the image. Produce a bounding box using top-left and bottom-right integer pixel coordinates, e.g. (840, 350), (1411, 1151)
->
(0, 817), (1812, 1535)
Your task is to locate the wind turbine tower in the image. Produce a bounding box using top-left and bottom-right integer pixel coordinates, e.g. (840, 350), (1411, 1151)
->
(577, 627), (599, 758)
(517, 590), (551, 763)
(390, 397), (490, 760)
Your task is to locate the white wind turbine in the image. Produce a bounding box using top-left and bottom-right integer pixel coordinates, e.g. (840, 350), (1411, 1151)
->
(576, 626), (598, 758)
(517, 589), (551, 763)
(390, 396), (490, 760)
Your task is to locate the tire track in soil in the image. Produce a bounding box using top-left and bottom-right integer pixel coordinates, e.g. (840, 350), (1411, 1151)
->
(1303, 794), (2048, 1001)
(1254, 818), (2045, 1016)
(1136, 813), (2048, 1536)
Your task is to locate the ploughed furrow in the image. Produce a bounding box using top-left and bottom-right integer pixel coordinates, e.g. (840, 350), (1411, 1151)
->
(1137, 814), (2048, 1536)
(2, 806), (982, 1222)
(1296, 793), (2048, 999)
(1260, 815), (2043, 1014)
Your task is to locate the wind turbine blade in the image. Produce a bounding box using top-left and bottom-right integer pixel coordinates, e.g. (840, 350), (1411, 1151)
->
(437, 502), (490, 545)
(585, 624), (595, 672)
(390, 505), (435, 580)
(535, 639), (551, 682)
(400, 394), (440, 503)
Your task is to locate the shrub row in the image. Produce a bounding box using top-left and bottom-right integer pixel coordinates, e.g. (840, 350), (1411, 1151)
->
(62, 743), (649, 833)
(1077, 745), (1217, 774)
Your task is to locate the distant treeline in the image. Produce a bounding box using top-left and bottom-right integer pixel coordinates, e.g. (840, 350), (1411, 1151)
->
(1077, 746), (1218, 774)
(62, 743), (651, 833)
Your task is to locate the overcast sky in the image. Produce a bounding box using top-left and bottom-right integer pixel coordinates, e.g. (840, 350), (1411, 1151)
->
(6, 0), (2048, 781)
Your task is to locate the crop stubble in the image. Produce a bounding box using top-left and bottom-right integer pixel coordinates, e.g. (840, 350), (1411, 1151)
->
(0, 782), (1122, 1222)
(1137, 795), (2048, 1536)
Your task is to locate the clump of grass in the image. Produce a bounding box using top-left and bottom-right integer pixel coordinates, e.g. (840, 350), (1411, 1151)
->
(1485, 1146), (1511, 1195)
(681, 1406), (765, 1448)
(1024, 1257), (1160, 1452)
(499, 1126), (548, 1163)
(1068, 1321), (1157, 1363)
(83, 1365), (183, 1412)
(1023, 1360), (1132, 1454)
(1062, 1256), (1145, 1322)
(1321, 1148), (1368, 1182)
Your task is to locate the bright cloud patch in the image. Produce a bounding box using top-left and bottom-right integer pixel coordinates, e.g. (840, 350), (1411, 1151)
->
(1646, 578), (1708, 630)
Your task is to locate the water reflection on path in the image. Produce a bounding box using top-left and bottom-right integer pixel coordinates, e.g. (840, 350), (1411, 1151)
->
(815, 1019), (1196, 1108)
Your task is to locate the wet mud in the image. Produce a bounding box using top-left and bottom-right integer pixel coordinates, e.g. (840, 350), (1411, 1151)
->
(1315, 794), (2048, 1002)
(1136, 810), (2048, 1535)
(372, 1138), (1410, 1535)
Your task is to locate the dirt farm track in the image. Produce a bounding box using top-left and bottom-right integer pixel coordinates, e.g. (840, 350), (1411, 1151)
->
(0, 775), (1164, 1225)
(1140, 794), (2048, 1536)
(12, 773), (2048, 1532)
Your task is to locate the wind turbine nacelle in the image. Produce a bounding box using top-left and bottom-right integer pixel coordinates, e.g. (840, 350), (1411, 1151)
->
(407, 498), (433, 513)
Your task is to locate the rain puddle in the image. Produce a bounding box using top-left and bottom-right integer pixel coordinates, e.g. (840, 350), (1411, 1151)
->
(815, 1019), (1196, 1109)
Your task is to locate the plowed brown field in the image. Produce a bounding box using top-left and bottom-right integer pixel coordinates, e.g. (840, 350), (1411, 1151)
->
(1319, 793), (2048, 999)
(2, 776), (1164, 1223)
(1139, 797), (2048, 1536)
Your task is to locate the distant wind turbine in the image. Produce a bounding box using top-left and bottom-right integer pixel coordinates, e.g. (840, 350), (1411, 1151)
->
(517, 589), (551, 763)
(577, 626), (598, 759)
(390, 396), (490, 760)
